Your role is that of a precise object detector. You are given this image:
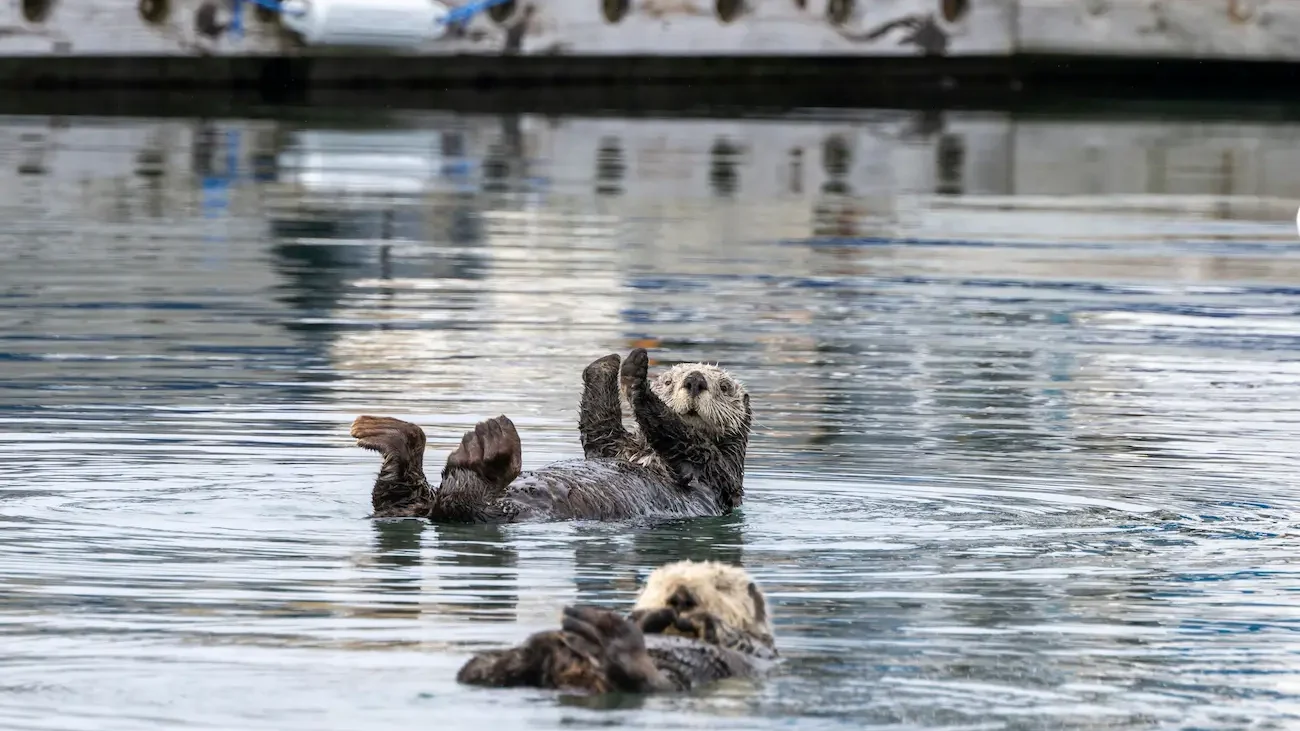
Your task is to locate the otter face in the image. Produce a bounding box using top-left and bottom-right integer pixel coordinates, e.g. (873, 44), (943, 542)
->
(631, 560), (773, 644)
(648, 363), (749, 437)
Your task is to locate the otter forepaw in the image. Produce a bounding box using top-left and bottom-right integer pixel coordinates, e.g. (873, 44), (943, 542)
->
(583, 353), (621, 384)
(629, 605), (719, 644)
(351, 415), (426, 459)
(669, 611), (720, 644)
(585, 351), (618, 387)
(629, 607), (677, 635)
(444, 415), (522, 489)
(620, 347), (650, 392)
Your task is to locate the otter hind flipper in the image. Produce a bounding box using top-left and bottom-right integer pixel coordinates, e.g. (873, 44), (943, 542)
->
(428, 416), (524, 523)
(560, 606), (675, 693)
(351, 415), (425, 457)
(456, 630), (611, 693)
(350, 415), (432, 518)
(444, 415), (522, 489)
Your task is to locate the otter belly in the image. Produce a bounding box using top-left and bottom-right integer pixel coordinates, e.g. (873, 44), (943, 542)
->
(644, 634), (765, 691)
(500, 459), (722, 522)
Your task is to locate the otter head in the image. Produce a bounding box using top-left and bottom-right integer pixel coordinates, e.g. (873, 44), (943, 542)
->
(648, 363), (750, 439)
(630, 560), (773, 645)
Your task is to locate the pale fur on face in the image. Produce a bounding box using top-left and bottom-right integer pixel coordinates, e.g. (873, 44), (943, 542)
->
(632, 560), (773, 642)
(647, 363), (749, 437)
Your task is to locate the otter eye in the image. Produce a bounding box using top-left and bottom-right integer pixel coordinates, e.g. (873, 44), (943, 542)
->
(720, 380), (733, 394)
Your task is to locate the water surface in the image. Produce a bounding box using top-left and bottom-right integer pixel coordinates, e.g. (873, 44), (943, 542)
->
(3, 108), (1300, 730)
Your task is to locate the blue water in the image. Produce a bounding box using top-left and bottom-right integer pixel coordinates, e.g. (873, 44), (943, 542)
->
(2, 108), (1300, 730)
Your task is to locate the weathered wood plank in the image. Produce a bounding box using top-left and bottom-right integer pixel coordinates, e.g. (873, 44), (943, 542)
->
(1, 0), (1002, 57)
(4, 0), (1299, 61)
(1018, 0), (1300, 58)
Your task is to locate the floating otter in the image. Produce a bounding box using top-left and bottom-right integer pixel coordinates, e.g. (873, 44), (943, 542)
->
(350, 348), (752, 523)
(456, 560), (777, 693)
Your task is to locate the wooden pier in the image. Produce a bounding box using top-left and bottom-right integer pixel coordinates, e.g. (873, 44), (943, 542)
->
(0, 0), (1298, 94)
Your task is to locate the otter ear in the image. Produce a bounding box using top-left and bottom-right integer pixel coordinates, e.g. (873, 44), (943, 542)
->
(747, 582), (767, 624)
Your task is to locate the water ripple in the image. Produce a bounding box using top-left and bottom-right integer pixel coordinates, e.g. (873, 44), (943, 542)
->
(2, 108), (1300, 729)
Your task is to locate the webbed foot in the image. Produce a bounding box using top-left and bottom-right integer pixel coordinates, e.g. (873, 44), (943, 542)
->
(561, 605), (672, 693)
(443, 415), (522, 490)
(351, 415), (426, 463)
(351, 415), (431, 517)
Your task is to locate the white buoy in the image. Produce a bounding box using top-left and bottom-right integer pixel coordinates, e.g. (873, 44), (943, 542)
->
(279, 0), (451, 47)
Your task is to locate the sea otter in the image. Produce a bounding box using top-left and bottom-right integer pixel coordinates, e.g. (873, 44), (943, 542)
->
(350, 347), (752, 523)
(456, 560), (777, 694)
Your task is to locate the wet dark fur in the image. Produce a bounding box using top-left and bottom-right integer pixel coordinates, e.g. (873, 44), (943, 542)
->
(458, 561), (778, 695)
(456, 605), (771, 694)
(351, 348), (752, 524)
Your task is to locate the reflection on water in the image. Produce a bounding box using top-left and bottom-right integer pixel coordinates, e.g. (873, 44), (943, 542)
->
(2, 106), (1300, 729)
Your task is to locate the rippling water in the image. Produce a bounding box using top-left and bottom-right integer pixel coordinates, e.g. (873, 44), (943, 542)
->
(3, 106), (1300, 730)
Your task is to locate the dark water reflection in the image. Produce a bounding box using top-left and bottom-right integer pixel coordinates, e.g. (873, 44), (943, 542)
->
(3, 107), (1300, 729)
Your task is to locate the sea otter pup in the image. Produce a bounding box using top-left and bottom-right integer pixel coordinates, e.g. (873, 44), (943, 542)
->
(350, 347), (752, 523)
(456, 560), (777, 694)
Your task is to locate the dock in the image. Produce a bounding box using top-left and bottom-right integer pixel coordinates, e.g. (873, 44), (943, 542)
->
(1, 0), (1299, 96)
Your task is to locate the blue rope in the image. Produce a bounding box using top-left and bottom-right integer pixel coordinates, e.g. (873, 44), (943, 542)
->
(243, 0), (291, 14)
(442, 0), (514, 27)
(229, 0), (304, 39)
(229, 0), (511, 39)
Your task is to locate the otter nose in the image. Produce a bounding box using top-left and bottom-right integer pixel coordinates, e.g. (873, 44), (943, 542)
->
(683, 371), (708, 397)
(668, 586), (698, 611)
